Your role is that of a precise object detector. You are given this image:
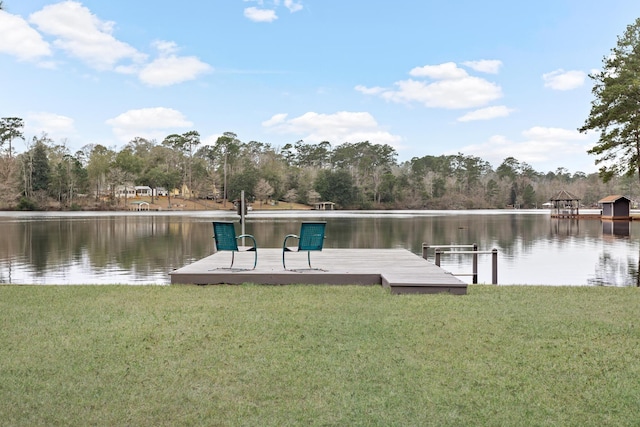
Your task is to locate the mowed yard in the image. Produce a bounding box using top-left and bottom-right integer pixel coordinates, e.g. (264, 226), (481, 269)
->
(1, 285), (639, 426)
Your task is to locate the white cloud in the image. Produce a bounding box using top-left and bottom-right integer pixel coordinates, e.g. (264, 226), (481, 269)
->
(454, 127), (593, 172)
(139, 56), (211, 86)
(521, 126), (587, 141)
(262, 111), (402, 148)
(354, 85), (385, 95)
(383, 77), (502, 109)
(29, 1), (146, 70)
(152, 40), (179, 56)
(24, 112), (76, 142)
(243, 0), (302, 21)
(5, 3), (209, 86)
(0, 10), (51, 62)
(201, 133), (222, 147)
(284, 0), (303, 12)
(106, 107), (193, 142)
(542, 69), (586, 90)
(261, 113), (288, 127)
(463, 60), (502, 74)
(138, 41), (212, 86)
(410, 62), (468, 79)
(359, 62), (502, 109)
(244, 7), (278, 22)
(457, 106), (513, 122)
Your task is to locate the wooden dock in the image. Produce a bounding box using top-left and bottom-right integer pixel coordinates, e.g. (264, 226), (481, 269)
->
(170, 248), (467, 295)
(550, 213), (602, 219)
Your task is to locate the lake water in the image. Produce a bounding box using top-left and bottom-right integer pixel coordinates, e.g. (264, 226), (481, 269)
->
(0, 210), (638, 286)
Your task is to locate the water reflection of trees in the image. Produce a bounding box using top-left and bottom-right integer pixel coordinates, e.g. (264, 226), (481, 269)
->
(588, 250), (640, 287)
(0, 216), (213, 282)
(247, 215), (552, 254)
(587, 221), (639, 286)
(0, 214), (591, 278)
(630, 248), (640, 287)
(1, 213), (638, 285)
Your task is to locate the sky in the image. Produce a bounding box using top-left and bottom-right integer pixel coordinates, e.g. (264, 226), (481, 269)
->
(2, 1), (640, 174)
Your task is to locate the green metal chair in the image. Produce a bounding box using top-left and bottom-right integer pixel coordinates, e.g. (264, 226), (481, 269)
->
(212, 221), (257, 270)
(282, 221), (326, 270)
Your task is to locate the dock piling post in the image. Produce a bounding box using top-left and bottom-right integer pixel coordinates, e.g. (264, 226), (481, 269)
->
(492, 248), (498, 285)
(435, 248), (441, 267)
(422, 243), (429, 260)
(472, 243), (478, 284)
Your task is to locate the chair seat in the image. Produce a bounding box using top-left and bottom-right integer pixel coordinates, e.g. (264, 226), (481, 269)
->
(213, 221), (257, 269)
(282, 221), (326, 270)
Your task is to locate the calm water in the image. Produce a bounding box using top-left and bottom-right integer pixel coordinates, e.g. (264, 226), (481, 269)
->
(0, 210), (638, 286)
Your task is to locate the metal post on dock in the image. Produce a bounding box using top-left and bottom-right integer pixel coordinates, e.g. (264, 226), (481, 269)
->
(240, 190), (245, 246)
(472, 243), (478, 284)
(434, 248), (441, 266)
(492, 248), (498, 285)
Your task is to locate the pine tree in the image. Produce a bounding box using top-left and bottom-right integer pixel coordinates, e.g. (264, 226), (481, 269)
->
(580, 18), (640, 183)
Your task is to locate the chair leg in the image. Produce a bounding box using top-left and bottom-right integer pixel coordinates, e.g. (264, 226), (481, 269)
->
(230, 251), (235, 269)
(307, 251), (312, 268)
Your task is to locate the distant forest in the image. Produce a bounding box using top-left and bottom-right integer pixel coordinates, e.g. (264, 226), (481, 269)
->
(0, 128), (632, 210)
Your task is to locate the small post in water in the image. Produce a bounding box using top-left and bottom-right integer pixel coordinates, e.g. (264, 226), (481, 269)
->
(492, 248), (498, 285)
(472, 243), (478, 284)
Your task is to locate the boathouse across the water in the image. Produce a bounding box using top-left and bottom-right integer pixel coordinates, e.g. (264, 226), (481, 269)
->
(599, 195), (631, 221)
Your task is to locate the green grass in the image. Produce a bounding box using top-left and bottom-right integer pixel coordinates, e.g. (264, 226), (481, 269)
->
(1, 285), (639, 426)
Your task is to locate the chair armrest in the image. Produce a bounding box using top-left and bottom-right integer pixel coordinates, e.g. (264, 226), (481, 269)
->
(282, 234), (299, 250)
(237, 234), (257, 250)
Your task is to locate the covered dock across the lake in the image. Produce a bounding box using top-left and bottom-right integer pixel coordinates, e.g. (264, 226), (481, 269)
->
(549, 190), (585, 218)
(170, 248), (467, 294)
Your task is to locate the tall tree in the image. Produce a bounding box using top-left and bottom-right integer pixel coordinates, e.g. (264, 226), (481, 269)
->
(182, 131), (200, 198)
(254, 178), (274, 207)
(0, 117), (24, 158)
(496, 157), (520, 180)
(86, 145), (114, 202)
(227, 165), (259, 202)
(114, 147), (142, 179)
(31, 137), (51, 193)
(213, 132), (241, 206)
(314, 169), (356, 208)
(283, 188), (298, 208)
(580, 17), (640, 183)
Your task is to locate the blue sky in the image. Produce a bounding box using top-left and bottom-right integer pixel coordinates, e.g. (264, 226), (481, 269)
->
(2, 1), (640, 174)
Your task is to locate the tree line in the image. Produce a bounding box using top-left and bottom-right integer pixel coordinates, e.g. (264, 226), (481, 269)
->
(0, 121), (632, 210)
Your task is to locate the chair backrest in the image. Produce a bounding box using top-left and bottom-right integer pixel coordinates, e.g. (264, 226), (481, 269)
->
(298, 221), (326, 251)
(212, 221), (239, 251)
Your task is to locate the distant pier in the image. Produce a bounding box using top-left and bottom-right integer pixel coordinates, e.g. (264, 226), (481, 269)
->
(549, 208), (637, 220)
(550, 211), (602, 220)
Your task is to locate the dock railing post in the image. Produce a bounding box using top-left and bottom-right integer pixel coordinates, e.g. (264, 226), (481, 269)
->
(435, 248), (441, 267)
(472, 243), (478, 284)
(240, 190), (246, 246)
(492, 248), (498, 285)
(422, 243), (429, 260)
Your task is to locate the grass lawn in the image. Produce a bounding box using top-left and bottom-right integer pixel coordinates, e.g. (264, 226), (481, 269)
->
(1, 285), (639, 426)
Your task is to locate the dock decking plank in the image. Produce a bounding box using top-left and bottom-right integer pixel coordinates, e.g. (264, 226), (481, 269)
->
(170, 248), (467, 294)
